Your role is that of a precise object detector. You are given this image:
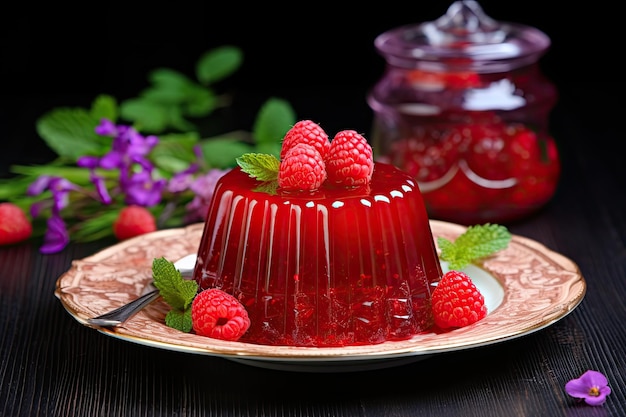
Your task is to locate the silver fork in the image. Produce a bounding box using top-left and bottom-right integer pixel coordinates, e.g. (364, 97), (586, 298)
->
(87, 254), (197, 327)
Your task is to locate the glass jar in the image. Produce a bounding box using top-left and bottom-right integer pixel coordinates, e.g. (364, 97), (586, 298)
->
(368, 1), (559, 225)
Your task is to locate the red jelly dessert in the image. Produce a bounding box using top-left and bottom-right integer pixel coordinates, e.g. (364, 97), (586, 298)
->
(193, 162), (443, 347)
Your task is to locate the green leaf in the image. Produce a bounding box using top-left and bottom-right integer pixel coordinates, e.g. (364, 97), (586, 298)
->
(199, 138), (255, 169)
(9, 165), (98, 185)
(236, 153), (280, 181)
(36, 108), (106, 160)
(255, 141), (282, 158)
(140, 86), (190, 104)
(254, 181), (279, 195)
(119, 98), (170, 132)
(164, 106), (197, 132)
(196, 46), (243, 85)
(71, 209), (120, 242)
(0, 173), (46, 199)
(182, 87), (217, 117)
(438, 223), (512, 270)
(252, 97), (296, 146)
(150, 133), (199, 174)
(90, 94), (118, 122)
(152, 257), (198, 311)
(165, 309), (193, 333)
(149, 68), (195, 92)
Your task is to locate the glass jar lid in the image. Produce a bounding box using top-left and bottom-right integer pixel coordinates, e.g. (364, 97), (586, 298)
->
(375, 1), (551, 72)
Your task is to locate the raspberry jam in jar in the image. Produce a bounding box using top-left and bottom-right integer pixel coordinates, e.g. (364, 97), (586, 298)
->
(368, 1), (559, 224)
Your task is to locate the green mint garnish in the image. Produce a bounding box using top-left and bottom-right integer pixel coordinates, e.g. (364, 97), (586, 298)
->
(438, 223), (512, 270)
(152, 257), (198, 332)
(236, 153), (280, 181)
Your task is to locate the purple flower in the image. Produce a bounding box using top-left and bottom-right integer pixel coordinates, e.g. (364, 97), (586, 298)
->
(565, 370), (611, 406)
(96, 120), (158, 171)
(90, 173), (113, 204)
(39, 215), (70, 254)
(27, 176), (79, 214)
(167, 163), (200, 193)
(76, 155), (100, 169)
(95, 118), (117, 136)
(124, 171), (167, 207)
(184, 169), (228, 222)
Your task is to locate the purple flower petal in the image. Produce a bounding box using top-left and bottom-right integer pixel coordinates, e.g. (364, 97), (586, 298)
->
(99, 151), (124, 169)
(39, 215), (70, 254)
(90, 174), (113, 204)
(565, 370), (611, 406)
(124, 172), (166, 207)
(29, 201), (46, 218)
(27, 175), (52, 196)
(95, 118), (117, 136)
(77, 155), (100, 169)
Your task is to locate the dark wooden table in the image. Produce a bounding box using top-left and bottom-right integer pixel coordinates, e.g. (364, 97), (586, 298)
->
(1, 85), (625, 417)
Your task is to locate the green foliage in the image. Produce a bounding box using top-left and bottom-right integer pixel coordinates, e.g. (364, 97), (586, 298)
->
(196, 45), (243, 85)
(150, 132), (201, 175)
(236, 153), (280, 181)
(152, 257), (198, 333)
(116, 46), (243, 134)
(438, 223), (512, 270)
(165, 308), (193, 333)
(252, 97), (296, 156)
(36, 108), (108, 161)
(199, 136), (255, 169)
(90, 94), (118, 122)
(0, 46), (297, 245)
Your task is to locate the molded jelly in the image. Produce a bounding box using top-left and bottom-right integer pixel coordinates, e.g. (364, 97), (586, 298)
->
(193, 163), (442, 347)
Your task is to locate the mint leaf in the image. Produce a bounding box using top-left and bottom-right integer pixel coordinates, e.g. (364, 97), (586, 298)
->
(254, 180), (279, 195)
(236, 153), (280, 181)
(152, 257), (198, 313)
(165, 309), (193, 333)
(438, 223), (512, 270)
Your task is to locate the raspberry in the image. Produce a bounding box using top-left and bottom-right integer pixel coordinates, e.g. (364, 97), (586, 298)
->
(112, 205), (157, 240)
(325, 130), (374, 186)
(277, 143), (326, 191)
(280, 120), (330, 160)
(0, 202), (33, 246)
(431, 270), (487, 329)
(191, 288), (251, 341)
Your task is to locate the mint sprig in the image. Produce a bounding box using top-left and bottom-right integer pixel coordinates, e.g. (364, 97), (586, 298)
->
(236, 153), (280, 181)
(438, 223), (512, 270)
(152, 257), (198, 332)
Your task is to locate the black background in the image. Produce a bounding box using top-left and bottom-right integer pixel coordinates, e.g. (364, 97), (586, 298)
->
(1, 1), (622, 176)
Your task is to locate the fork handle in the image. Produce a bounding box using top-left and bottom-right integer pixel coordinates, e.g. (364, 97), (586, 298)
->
(87, 289), (161, 327)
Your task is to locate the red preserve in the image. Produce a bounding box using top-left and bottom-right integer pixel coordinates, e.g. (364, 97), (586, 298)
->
(368, 1), (560, 224)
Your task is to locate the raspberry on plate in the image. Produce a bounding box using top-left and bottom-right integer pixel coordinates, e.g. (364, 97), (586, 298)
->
(431, 270), (487, 329)
(191, 288), (251, 341)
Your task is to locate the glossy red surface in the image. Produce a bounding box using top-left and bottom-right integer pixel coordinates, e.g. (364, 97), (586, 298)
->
(193, 163), (443, 346)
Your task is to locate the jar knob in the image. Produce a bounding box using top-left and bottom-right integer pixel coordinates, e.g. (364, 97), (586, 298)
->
(426, 1), (502, 45)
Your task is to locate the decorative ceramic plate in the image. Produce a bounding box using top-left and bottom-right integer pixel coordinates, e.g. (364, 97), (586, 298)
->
(55, 220), (586, 372)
